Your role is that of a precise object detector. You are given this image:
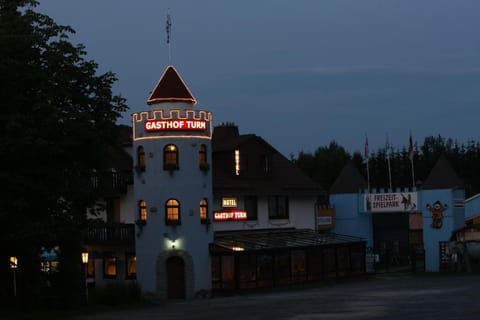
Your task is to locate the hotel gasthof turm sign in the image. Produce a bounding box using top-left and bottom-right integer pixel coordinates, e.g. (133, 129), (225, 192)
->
(364, 192), (418, 212)
(145, 119), (206, 131)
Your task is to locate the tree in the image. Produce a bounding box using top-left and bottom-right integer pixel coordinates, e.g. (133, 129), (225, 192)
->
(294, 135), (480, 198)
(293, 141), (351, 190)
(0, 0), (127, 306)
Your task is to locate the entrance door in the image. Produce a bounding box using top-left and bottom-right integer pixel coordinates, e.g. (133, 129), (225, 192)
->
(166, 256), (186, 299)
(373, 212), (410, 272)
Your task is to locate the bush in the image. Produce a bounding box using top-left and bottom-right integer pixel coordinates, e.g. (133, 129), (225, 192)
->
(91, 282), (142, 306)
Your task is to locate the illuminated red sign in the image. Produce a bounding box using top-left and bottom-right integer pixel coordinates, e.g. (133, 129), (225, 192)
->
(213, 209), (247, 221)
(145, 120), (206, 132)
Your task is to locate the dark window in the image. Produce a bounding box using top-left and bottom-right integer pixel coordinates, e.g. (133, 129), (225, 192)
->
(244, 196), (258, 220)
(164, 144), (179, 170)
(239, 255), (256, 289)
(106, 197), (120, 223)
(268, 196), (289, 219)
(291, 250), (306, 282)
(126, 253), (137, 279)
(199, 144), (209, 171)
(274, 253), (291, 285)
(137, 146), (146, 171)
(200, 198), (209, 224)
(103, 254), (117, 279)
(165, 198), (181, 225)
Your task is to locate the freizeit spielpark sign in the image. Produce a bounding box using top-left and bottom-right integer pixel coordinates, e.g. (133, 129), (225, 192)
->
(364, 192), (418, 212)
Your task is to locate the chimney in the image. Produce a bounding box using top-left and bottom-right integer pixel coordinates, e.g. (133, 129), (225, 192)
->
(213, 122), (239, 141)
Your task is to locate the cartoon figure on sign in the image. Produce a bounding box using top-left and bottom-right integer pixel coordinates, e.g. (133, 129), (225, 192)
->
(426, 201), (447, 229)
(401, 193), (417, 211)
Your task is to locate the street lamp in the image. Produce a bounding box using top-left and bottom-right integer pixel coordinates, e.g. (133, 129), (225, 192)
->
(10, 256), (17, 297)
(81, 252), (89, 304)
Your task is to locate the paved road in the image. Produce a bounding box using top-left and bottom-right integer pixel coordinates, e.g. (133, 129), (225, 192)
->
(79, 274), (480, 320)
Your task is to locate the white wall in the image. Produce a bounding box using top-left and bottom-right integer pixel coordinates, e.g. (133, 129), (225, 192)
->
(212, 195), (317, 232)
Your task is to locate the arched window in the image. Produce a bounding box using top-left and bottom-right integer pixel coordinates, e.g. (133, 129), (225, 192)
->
(164, 144), (179, 171)
(199, 144), (208, 171)
(137, 146), (146, 171)
(139, 200), (147, 221)
(200, 198), (208, 224)
(165, 198), (181, 225)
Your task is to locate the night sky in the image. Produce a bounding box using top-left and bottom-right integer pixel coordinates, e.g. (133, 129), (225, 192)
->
(38, 0), (480, 157)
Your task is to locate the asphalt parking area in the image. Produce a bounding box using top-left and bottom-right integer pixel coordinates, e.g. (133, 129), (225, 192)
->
(78, 274), (480, 320)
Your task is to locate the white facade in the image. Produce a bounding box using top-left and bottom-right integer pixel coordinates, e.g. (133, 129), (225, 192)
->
(132, 67), (214, 298)
(213, 196), (317, 232)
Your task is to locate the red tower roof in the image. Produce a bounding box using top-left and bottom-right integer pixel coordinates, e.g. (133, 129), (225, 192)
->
(147, 65), (197, 105)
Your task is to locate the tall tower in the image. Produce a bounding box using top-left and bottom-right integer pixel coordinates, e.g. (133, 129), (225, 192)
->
(132, 65), (213, 299)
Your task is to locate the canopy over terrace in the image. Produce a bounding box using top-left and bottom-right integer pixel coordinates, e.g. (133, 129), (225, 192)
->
(209, 229), (366, 292)
(211, 229), (364, 252)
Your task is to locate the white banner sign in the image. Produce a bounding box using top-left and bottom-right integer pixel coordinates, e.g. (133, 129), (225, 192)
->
(317, 216), (333, 226)
(364, 192), (418, 212)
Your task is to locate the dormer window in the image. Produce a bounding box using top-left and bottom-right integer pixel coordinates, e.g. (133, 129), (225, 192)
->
(164, 144), (179, 171)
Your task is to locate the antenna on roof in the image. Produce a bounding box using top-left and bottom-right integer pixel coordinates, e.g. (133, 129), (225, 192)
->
(166, 9), (172, 65)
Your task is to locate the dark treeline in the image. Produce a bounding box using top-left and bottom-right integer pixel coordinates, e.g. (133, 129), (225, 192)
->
(293, 135), (480, 198)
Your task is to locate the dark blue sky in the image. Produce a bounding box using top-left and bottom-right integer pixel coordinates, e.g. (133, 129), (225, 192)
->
(38, 0), (480, 157)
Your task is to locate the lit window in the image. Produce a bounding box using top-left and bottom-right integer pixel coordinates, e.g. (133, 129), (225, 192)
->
(87, 258), (95, 278)
(139, 200), (147, 221)
(103, 255), (117, 279)
(268, 196), (289, 220)
(200, 198), (208, 223)
(165, 198), (181, 225)
(199, 144), (209, 171)
(235, 149), (240, 175)
(126, 253), (137, 279)
(137, 146), (146, 171)
(164, 144), (179, 170)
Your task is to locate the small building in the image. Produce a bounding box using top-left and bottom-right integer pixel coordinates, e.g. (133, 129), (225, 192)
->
(331, 155), (466, 272)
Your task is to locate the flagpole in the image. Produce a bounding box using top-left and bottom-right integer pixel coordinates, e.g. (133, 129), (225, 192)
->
(365, 134), (370, 193)
(408, 132), (415, 189)
(166, 10), (172, 64)
(411, 158), (415, 189)
(386, 133), (392, 191)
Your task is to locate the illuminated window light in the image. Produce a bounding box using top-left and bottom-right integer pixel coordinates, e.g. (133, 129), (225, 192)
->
(235, 150), (240, 176)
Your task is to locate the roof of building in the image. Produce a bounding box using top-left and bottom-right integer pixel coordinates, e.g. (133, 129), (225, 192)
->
(329, 161), (367, 194)
(211, 229), (364, 253)
(147, 65), (197, 105)
(212, 125), (324, 196)
(423, 154), (464, 189)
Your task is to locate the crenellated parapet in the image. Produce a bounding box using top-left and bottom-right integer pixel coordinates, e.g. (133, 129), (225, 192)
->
(132, 109), (212, 141)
